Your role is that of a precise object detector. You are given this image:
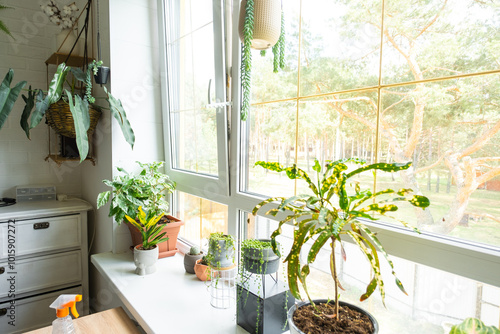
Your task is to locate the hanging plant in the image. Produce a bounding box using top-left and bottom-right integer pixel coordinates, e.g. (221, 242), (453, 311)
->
(239, 0), (285, 121)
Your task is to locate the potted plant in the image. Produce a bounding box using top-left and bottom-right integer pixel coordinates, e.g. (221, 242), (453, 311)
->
(206, 232), (236, 269)
(125, 207), (167, 276)
(252, 158), (431, 334)
(450, 318), (500, 334)
(97, 161), (184, 258)
(241, 238), (280, 275)
(194, 256), (213, 281)
(238, 0), (286, 120)
(184, 246), (204, 274)
(0, 63), (135, 162)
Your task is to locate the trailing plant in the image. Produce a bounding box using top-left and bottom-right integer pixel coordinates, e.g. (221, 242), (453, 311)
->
(97, 161), (176, 223)
(238, 238), (284, 333)
(0, 64), (135, 162)
(240, 0), (285, 121)
(450, 318), (500, 334)
(206, 232), (236, 269)
(252, 158), (430, 320)
(125, 207), (167, 250)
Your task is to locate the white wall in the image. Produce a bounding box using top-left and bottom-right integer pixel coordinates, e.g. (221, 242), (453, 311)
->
(0, 0), (90, 198)
(89, 0), (165, 313)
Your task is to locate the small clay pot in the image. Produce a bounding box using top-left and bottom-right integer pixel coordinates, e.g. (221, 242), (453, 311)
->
(194, 259), (214, 281)
(184, 251), (204, 274)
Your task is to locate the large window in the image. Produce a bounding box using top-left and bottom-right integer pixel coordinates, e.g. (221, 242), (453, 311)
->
(160, 0), (500, 330)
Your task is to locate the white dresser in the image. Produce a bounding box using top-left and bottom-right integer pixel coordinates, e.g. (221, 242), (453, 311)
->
(0, 199), (91, 334)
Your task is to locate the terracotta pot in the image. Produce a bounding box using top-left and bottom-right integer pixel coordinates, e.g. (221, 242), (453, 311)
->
(127, 215), (184, 258)
(133, 244), (158, 276)
(194, 259), (214, 281)
(288, 299), (379, 334)
(184, 252), (204, 274)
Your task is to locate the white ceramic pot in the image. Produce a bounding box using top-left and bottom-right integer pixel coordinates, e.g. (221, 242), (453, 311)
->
(238, 0), (282, 50)
(56, 28), (80, 55)
(133, 245), (159, 276)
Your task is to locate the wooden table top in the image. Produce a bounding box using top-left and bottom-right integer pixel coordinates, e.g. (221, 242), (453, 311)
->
(25, 307), (140, 334)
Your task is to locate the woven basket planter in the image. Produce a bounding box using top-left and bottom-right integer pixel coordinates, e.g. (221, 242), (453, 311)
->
(46, 99), (102, 138)
(238, 0), (282, 50)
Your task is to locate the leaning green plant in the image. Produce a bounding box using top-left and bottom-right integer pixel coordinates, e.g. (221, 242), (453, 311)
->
(252, 158), (430, 319)
(97, 161), (176, 223)
(0, 64), (135, 162)
(125, 206), (167, 250)
(450, 318), (500, 334)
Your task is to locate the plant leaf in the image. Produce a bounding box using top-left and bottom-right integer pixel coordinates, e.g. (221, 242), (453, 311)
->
(104, 86), (135, 149)
(30, 90), (50, 129)
(20, 87), (35, 138)
(65, 90), (89, 162)
(0, 69), (27, 130)
(48, 63), (70, 104)
(97, 191), (111, 209)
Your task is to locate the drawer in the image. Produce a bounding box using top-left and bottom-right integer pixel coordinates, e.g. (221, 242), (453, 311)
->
(0, 251), (82, 300)
(0, 215), (81, 259)
(0, 286), (82, 334)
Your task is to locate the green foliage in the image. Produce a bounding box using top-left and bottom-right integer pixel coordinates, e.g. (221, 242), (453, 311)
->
(252, 158), (430, 317)
(449, 318), (500, 334)
(189, 246), (201, 255)
(0, 3), (13, 38)
(240, 0), (286, 121)
(241, 0), (254, 121)
(0, 65), (135, 162)
(96, 161), (176, 224)
(0, 69), (26, 131)
(125, 207), (167, 250)
(206, 232), (235, 268)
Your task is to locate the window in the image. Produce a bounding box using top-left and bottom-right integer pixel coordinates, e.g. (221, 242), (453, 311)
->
(159, 0), (500, 328)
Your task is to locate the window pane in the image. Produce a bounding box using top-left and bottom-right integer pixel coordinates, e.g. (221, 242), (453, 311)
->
(167, 2), (218, 175)
(300, 0), (382, 95)
(249, 214), (500, 334)
(175, 191), (228, 247)
(243, 102), (297, 198)
(379, 74), (500, 247)
(382, 0), (500, 84)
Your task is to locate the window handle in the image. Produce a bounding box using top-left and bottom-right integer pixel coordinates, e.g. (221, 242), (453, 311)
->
(206, 78), (232, 109)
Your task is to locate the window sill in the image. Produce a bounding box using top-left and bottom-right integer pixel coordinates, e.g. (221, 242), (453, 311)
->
(91, 252), (250, 334)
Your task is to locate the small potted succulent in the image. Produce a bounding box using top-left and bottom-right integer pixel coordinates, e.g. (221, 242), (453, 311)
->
(184, 246), (204, 274)
(125, 207), (167, 276)
(252, 158), (430, 334)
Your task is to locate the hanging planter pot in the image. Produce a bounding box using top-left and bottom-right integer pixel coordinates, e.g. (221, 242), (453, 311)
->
(238, 0), (282, 50)
(94, 66), (110, 85)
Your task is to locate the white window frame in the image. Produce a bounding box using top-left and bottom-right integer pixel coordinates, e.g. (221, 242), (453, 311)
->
(158, 0), (500, 289)
(158, 0), (230, 200)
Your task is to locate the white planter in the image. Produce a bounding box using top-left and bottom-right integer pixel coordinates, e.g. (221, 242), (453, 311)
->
(56, 28), (80, 55)
(133, 245), (159, 276)
(238, 0), (282, 50)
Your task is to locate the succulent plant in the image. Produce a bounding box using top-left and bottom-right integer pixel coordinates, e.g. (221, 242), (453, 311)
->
(189, 246), (201, 255)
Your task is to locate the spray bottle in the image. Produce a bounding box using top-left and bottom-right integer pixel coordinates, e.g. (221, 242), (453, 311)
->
(49, 294), (82, 334)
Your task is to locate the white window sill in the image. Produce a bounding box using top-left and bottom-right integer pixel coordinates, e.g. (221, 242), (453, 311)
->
(91, 252), (250, 334)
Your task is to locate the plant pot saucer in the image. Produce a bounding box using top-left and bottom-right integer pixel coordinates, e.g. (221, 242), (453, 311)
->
(159, 248), (179, 258)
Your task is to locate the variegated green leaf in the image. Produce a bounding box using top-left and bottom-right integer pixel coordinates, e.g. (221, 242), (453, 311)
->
(450, 318), (500, 334)
(346, 161), (411, 179)
(409, 195), (430, 208)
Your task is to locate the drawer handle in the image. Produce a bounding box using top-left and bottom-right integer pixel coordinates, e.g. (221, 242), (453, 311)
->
(33, 222), (50, 229)
(0, 308), (6, 317)
(0, 267), (4, 274)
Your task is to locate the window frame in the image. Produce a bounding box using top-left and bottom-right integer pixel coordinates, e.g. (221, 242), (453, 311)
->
(158, 0), (500, 289)
(158, 0), (230, 199)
